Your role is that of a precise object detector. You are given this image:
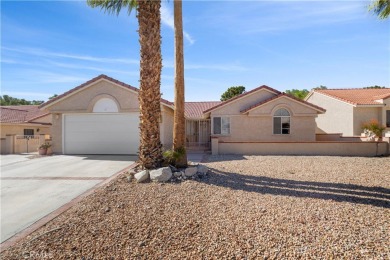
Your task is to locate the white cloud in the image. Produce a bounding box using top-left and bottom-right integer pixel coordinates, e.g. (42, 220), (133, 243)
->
(2, 46), (139, 65)
(160, 3), (195, 45)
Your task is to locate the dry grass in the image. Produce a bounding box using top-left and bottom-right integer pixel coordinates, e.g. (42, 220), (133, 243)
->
(2, 155), (389, 259)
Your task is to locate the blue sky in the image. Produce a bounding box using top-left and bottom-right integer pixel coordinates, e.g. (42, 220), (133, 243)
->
(1, 0), (389, 102)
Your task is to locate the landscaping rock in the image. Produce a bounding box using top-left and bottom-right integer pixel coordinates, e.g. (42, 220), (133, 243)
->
(173, 171), (182, 178)
(134, 170), (149, 183)
(127, 175), (134, 182)
(169, 165), (178, 172)
(184, 167), (197, 177)
(197, 165), (209, 174)
(150, 167), (172, 182)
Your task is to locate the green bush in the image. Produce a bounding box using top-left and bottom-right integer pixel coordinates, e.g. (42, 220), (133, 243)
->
(162, 147), (186, 166)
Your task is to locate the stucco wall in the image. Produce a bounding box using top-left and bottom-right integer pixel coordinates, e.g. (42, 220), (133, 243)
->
(248, 96), (319, 116)
(0, 139), (6, 154)
(161, 106), (174, 148)
(217, 141), (388, 157)
(215, 115), (316, 142)
(47, 80), (139, 113)
(306, 92), (354, 135)
(0, 124), (50, 138)
(51, 114), (63, 154)
(353, 107), (382, 136)
(211, 95), (319, 142)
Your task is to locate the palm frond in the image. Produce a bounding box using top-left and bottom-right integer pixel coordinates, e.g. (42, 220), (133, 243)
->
(87, 0), (138, 16)
(369, 0), (390, 19)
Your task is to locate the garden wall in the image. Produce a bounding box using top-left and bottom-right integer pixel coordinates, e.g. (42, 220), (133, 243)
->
(212, 139), (389, 157)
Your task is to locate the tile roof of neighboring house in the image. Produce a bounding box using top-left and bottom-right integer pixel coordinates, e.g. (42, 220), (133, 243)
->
(39, 74), (173, 109)
(0, 105), (50, 124)
(203, 85), (281, 114)
(313, 88), (390, 105)
(241, 93), (326, 113)
(185, 101), (222, 119)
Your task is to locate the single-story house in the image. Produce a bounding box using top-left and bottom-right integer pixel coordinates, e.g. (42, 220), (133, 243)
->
(36, 74), (389, 156)
(305, 88), (390, 136)
(0, 105), (51, 154)
(38, 74), (334, 155)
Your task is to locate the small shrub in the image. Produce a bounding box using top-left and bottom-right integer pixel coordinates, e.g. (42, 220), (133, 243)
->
(362, 119), (386, 138)
(162, 147), (186, 167)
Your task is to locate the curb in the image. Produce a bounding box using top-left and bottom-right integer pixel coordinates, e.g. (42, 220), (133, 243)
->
(0, 162), (138, 253)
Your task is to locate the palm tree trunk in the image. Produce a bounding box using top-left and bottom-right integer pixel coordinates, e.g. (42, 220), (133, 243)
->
(173, 0), (187, 167)
(137, 0), (163, 169)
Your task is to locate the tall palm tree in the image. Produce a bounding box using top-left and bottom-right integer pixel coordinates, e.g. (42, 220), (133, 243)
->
(369, 0), (390, 19)
(172, 0), (187, 167)
(87, 0), (163, 169)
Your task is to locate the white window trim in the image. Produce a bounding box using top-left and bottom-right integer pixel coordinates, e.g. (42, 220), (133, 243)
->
(212, 116), (230, 135)
(273, 109), (291, 135)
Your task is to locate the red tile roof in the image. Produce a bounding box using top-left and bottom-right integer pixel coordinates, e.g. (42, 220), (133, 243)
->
(39, 74), (173, 109)
(185, 101), (222, 119)
(241, 93), (326, 113)
(314, 88), (390, 105)
(0, 105), (50, 124)
(203, 85), (281, 114)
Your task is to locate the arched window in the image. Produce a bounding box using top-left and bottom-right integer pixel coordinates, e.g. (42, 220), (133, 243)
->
(273, 108), (290, 134)
(93, 98), (119, 113)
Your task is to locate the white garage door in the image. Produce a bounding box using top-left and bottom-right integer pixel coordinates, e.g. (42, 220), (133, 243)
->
(63, 113), (139, 154)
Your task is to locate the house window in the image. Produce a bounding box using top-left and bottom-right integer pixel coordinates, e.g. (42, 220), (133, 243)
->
(24, 129), (34, 136)
(273, 108), (290, 134)
(386, 110), (390, 127)
(213, 117), (230, 135)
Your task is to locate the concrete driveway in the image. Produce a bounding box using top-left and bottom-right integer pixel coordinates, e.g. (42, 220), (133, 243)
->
(0, 154), (136, 244)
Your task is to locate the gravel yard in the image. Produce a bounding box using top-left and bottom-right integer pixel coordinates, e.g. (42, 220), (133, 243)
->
(1, 155), (389, 259)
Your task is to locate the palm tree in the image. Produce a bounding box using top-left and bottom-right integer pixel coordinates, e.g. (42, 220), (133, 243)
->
(369, 0), (390, 19)
(172, 0), (187, 167)
(87, 0), (163, 169)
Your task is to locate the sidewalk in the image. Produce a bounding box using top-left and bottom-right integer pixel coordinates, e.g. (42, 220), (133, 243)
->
(187, 151), (207, 163)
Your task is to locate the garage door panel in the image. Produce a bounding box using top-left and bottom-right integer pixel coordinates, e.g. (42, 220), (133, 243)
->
(64, 114), (139, 154)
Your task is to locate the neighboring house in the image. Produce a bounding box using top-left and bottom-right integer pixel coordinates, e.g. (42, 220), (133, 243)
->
(0, 106), (51, 154)
(305, 88), (390, 136)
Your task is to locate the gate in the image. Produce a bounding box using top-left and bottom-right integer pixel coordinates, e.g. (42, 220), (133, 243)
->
(15, 135), (41, 153)
(185, 120), (211, 150)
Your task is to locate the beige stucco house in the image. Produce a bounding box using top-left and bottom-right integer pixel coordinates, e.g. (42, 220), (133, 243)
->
(305, 88), (390, 136)
(34, 75), (387, 156)
(0, 106), (51, 154)
(39, 75), (174, 155)
(37, 75), (326, 155)
(204, 86), (325, 143)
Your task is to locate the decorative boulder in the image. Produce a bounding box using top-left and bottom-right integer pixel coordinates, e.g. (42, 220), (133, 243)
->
(184, 167), (197, 177)
(135, 170), (149, 183)
(150, 167), (172, 182)
(197, 165), (209, 174)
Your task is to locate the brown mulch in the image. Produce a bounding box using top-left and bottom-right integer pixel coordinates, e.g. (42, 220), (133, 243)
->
(1, 155), (389, 259)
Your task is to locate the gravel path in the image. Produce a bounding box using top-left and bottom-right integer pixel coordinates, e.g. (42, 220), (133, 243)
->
(2, 155), (389, 259)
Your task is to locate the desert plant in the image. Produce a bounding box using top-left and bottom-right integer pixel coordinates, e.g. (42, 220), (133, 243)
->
(162, 147), (186, 167)
(39, 142), (51, 149)
(362, 119), (386, 138)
